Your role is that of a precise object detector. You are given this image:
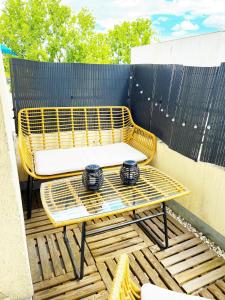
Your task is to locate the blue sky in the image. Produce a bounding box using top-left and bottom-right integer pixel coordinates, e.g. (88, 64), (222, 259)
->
(61, 0), (225, 40)
(0, 0), (225, 40)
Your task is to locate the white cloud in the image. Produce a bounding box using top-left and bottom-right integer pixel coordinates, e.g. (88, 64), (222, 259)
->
(203, 15), (225, 29)
(0, 0), (4, 12)
(172, 20), (199, 31)
(61, 0), (225, 32)
(153, 16), (169, 25)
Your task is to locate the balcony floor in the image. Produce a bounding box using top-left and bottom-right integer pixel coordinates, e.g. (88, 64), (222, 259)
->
(24, 191), (225, 300)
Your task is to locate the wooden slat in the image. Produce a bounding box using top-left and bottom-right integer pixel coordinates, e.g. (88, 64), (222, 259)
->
(166, 232), (195, 247)
(86, 226), (133, 243)
(25, 214), (50, 225)
(175, 258), (225, 284)
(85, 217), (126, 231)
(198, 289), (215, 299)
(34, 265), (97, 292)
(208, 283), (225, 300)
(124, 213), (154, 247)
(182, 265), (225, 293)
(162, 244), (209, 267)
(133, 250), (166, 288)
(150, 232), (194, 253)
(95, 242), (147, 263)
(25, 197), (225, 300)
(34, 273), (102, 300)
(168, 250), (217, 275)
(66, 230), (85, 269)
(129, 254), (149, 285)
(156, 238), (202, 260)
(83, 290), (109, 300)
(26, 219), (52, 230)
(72, 227), (95, 266)
(141, 209), (175, 239)
(138, 212), (165, 241)
(216, 279), (225, 293)
(166, 213), (189, 234)
(27, 238), (42, 283)
(92, 237), (143, 257)
(55, 232), (73, 273)
(142, 248), (182, 292)
(46, 234), (64, 276)
(105, 259), (117, 279)
(27, 224), (57, 235)
(37, 237), (53, 280)
(53, 282), (106, 300)
(97, 262), (113, 290)
(89, 231), (138, 250)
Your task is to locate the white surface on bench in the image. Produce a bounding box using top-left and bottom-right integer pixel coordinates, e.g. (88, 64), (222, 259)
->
(141, 284), (206, 300)
(51, 206), (90, 222)
(34, 142), (147, 175)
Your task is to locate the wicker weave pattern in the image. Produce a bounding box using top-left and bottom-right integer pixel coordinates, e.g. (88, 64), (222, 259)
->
(109, 254), (141, 300)
(40, 166), (189, 227)
(18, 106), (156, 179)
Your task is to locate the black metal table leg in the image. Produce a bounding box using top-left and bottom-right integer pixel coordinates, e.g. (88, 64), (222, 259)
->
(63, 223), (86, 280)
(133, 203), (169, 249)
(62, 205), (168, 280)
(80, 222), (86, 279)
(63, 226), (80, 279)
(27, 175), (33, 219)
(162, 202), (169, 248)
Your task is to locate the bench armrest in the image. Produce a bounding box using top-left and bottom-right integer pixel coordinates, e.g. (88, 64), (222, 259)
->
(109, 254), (141, 300)
(18, 126), (35, 177)
(128, 124), (157, 164)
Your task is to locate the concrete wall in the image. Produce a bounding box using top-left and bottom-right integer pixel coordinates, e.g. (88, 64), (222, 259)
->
(132, 33), (225, 239)
(0, 52), (33, 299)
(131, 31), (225, 66)
(152, 142), (225, 237)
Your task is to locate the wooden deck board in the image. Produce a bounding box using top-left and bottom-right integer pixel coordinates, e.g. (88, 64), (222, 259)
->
(24, 194), (225, 299)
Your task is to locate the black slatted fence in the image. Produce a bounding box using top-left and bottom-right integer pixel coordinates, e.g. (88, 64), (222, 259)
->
(10, 58), (225, 167)
(200, 63), (225, 167)
(130, 63), (223, 165)
(170, 66), (217, 160)
(10, 59), (131, 130)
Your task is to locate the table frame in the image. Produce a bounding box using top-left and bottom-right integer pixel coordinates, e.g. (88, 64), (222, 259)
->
(63, 202), (168, 280)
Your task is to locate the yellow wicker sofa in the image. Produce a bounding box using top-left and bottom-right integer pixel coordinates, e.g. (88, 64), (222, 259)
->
(18, 106), (156, 217)
(109, 254), (207, 300)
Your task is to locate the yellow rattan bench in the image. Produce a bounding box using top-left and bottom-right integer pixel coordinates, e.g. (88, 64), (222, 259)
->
(109, 254), (141, 300)
(109, 254), (207, 300)
(18, 106), (156, 217)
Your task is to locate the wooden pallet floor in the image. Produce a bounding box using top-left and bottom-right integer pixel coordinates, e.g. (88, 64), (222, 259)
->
(23, 192), (225, 300)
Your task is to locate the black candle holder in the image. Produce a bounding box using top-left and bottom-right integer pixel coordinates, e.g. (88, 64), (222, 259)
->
(82, 164), (104, 191)
(120, 160), (140, 186)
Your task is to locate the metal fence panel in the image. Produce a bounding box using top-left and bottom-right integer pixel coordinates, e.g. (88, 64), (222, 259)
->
(200, 63), (225, 167)
(10, 59), (131, 130)
(169, 66), (217, 160)
(129, 64), (156, 131)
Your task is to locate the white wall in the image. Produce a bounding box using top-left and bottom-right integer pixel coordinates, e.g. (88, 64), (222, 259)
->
(131, 31), (225, 66)
(152, 142), (225, 237)
(0, 52), (33, 299)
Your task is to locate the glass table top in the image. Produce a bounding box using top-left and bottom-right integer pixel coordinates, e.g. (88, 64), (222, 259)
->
(40, 166), (190, 227)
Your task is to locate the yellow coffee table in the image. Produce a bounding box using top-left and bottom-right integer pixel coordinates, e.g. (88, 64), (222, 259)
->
(41, 165), (189, 279)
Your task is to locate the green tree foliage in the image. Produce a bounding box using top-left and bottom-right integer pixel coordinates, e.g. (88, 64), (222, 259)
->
(0, 0), (155, 66)
(108, 19), (154, 64)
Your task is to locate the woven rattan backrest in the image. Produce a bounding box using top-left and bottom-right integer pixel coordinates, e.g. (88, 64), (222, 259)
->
(19, 106), (133, 153)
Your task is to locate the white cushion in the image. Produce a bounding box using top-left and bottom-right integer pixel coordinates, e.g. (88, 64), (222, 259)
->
(34, 142), (147, 176)
(141, 284), (207, 300)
